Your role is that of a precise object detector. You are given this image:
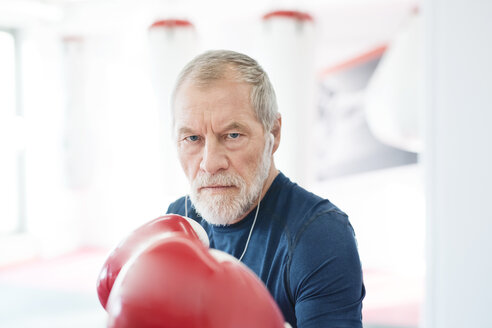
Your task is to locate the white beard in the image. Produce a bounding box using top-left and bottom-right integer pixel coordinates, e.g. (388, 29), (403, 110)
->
(189, 135), (272, 226)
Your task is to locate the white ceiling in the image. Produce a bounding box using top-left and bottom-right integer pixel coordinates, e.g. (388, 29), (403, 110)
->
(1, 0), (418, 69)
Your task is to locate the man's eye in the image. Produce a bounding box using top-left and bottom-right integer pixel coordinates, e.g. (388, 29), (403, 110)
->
(186, 135), (200, 142)
(227, 133), (240, 139)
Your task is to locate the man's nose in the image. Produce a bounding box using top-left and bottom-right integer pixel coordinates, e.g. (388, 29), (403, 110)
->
(199, 139), (229, 174)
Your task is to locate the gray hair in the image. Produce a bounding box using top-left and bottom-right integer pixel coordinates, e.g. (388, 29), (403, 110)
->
(171, 50), (278, 132)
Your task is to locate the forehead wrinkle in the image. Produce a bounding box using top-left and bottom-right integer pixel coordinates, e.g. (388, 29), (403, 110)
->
(174, 106), (205, 135)
(175, 109), (221, 136)
(174, 78), (260, 136)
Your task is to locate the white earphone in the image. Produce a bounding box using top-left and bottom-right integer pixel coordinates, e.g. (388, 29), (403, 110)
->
(268, 133), (274, 153)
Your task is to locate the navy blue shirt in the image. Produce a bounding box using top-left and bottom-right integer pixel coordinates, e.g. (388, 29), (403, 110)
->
(167, 172), (365, 327)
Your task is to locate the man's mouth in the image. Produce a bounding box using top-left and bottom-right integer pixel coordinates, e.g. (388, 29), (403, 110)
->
(199, 185), (236, 192)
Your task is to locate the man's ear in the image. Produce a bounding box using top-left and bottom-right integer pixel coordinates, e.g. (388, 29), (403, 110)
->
(271, 113), (281, 154)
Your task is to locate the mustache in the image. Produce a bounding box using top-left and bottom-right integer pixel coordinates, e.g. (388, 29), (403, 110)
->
(192, 172), (245, 189)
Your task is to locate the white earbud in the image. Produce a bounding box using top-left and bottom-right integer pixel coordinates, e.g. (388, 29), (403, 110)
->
(268, 133), (274, 154)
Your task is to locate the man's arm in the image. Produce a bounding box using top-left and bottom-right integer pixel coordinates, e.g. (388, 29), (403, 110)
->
(288, 210), (365, 328)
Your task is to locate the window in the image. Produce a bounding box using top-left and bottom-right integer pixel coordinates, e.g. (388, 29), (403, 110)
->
(0, 29), (24, 234)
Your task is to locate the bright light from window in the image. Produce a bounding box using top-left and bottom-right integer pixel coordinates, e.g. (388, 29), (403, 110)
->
(0, 31), (15, 109)
(0, 30), (20, 234)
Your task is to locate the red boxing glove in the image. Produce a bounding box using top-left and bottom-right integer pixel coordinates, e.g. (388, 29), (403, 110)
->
(105, 234), (287, 328)
(96, 214), (209, 309)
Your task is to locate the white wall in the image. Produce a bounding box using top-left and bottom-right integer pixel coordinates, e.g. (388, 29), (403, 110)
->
(21, 25), (74, 256)
(423, 0), (492, 326)
(312, 163), (425, 272)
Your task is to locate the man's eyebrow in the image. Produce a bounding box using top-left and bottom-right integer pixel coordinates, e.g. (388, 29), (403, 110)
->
(223, 122), (249, 132)
(176, 127), (195, 136)
(176, 122), (249, 136)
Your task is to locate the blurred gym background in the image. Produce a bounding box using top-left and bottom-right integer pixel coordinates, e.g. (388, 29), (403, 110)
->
(0, 0), (490, 327)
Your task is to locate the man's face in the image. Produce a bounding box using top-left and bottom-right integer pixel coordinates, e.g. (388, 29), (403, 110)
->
(173, 77), (272, 225)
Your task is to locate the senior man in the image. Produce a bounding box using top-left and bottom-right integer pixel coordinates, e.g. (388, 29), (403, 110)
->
(166, 49), (365, 328)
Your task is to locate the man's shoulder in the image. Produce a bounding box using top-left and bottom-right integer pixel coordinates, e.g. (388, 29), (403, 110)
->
(273, 173), (348, 232)
(166, 196), (188, 216)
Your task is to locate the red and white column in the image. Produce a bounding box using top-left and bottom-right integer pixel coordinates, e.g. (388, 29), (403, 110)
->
(258, 11), (316, 186)
(147, 19), (198, 199)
